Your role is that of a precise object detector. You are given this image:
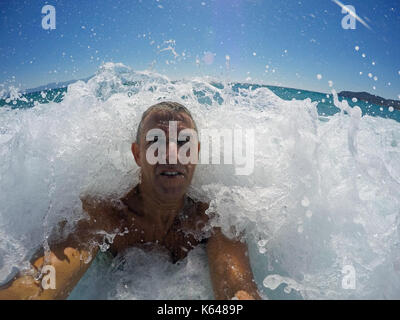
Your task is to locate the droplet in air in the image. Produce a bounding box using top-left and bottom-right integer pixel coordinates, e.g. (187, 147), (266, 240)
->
(297, 225), (304, 233)
(306, 210), (313, 218)
(362, 53), (366, 58)
(355, 46), (359, 51)
(301, 196), (310, 207)
(328, 80), (333, 87)
(316, 74), (322, 80)
(263, 275), (283, 290)
(368, 73), (373, 78)
(253, 52), (256, 56)
(258, 239), (268, 247)
(389, 107), (394, 112)
(284, 286), (292, 294)
(352, 97), (358, 103)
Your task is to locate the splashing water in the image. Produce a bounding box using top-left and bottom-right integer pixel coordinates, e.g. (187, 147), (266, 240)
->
(0, 63), (399, 299)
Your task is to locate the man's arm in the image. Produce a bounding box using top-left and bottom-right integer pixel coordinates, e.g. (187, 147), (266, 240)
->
(0, 197), (108, 300)
(206, 228), (261, 300)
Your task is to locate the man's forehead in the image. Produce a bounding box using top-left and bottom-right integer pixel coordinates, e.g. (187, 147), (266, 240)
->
(142, 110), (195, 131)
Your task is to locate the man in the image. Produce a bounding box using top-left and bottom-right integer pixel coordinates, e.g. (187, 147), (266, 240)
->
(0, 101), (261, 300)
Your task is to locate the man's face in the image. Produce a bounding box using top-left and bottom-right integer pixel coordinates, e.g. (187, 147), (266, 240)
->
(132, 110), (199, 200)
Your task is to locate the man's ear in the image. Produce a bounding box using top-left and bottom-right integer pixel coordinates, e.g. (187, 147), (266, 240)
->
(132, 142), (141, 167)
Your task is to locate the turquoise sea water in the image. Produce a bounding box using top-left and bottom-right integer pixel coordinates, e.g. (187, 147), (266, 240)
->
(1, 83), (399, 123)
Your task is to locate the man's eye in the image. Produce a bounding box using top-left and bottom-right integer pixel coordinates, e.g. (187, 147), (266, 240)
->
(148, 136), (159, 144)
(178, 136), (190, 146)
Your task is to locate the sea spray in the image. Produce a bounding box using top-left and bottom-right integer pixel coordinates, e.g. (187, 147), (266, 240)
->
(0, 63), (399, 299)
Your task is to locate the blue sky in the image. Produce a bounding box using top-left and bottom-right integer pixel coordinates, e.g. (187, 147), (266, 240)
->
(1, 0), (399, 99)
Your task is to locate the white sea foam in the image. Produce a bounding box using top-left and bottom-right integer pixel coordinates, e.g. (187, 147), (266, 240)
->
(0, 63), (399, 299)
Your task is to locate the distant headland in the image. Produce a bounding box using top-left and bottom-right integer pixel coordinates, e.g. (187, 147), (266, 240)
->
(338, 91), (400, 110)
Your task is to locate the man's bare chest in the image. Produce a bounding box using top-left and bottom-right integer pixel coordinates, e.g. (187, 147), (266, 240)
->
(104, 204), (208, 263)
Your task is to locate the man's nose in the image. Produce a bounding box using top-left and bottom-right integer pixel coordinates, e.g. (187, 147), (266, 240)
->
(166, 141), (178, 164)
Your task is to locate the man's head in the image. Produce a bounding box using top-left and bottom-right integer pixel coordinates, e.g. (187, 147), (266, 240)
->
(132, 102), (199, 201)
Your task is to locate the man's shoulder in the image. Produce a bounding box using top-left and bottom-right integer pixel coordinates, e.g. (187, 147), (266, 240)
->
(80, 195), (127, 228)
(81, 194), (109, 209)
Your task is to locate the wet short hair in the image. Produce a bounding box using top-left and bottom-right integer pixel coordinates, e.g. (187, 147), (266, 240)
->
(136, 101), (197, 144)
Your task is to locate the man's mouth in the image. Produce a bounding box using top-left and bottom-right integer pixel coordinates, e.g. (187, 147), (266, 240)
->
(158, 167), (186, 178)
(160, 171), (184, 177)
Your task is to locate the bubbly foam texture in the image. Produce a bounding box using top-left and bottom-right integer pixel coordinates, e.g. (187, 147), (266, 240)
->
(0, 63), (399, 299)
(68, 246), (214, 300)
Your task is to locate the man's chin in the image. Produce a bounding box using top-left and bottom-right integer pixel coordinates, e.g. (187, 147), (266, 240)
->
(155, 177), (188, 200)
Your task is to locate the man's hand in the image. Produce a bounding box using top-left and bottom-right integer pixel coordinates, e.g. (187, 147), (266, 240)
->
(234, 290), (256, 300)
(207, 228), (261, 300)
(33, 247), (95, 300)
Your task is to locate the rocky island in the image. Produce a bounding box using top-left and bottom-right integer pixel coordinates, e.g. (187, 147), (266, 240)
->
(338, 91), (400, 110)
